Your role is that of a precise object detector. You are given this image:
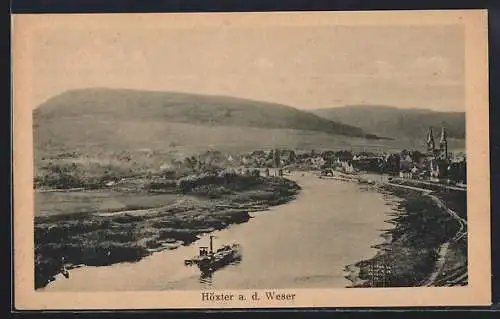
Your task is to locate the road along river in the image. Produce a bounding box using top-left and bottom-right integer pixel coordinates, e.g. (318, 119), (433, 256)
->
(41, 171), (399, 291)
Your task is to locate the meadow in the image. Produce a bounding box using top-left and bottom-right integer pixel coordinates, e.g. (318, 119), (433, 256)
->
(36, 191), (181, 217)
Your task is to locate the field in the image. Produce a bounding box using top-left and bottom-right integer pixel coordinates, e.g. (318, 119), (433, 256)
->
(34, 119), (465, 166)
(36, 191), (182, 217)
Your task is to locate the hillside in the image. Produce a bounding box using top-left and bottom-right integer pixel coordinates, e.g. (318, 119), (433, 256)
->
(34, 90), (465, 170)
(312, 105), (465, 140)
(34, 88), (379, 139)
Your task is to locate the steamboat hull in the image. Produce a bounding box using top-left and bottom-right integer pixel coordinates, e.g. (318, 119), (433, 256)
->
(198, 251), (242, 273)
(184, 242), (241, 274)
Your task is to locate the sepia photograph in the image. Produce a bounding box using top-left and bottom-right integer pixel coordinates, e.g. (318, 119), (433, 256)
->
(13, 10), (490, 309)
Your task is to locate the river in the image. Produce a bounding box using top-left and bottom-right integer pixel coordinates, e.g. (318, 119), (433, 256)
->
(41, 171), (397, 291)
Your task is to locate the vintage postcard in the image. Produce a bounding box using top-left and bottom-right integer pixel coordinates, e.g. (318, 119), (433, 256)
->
(13, 10), (490, 309)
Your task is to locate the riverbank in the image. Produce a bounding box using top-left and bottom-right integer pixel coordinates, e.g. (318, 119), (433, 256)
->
(40, 171), (394, 291)
(35, 175), (300, 289)
(344, 183), (467, 287)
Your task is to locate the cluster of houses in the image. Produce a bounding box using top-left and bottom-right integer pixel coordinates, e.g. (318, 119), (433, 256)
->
(162, 126), (466, 185)
(324, 127), (466, 184)
(395, 127), (466, 184)
(244, 127), (465, 184)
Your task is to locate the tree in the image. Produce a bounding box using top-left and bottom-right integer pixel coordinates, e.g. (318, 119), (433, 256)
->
(448, 160), (467, 183)
(335, 150), (353, 161)
(321, 150), (335, 159)
(273, 149), (281, 168)
(267, 150), (274, 161)
(384, 153), (401, 175)
(411, 150), (423, 164)
(400, 149), (410, 158)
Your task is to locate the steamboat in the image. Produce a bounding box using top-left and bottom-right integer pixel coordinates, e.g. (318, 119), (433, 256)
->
(184, 236), (241, 274)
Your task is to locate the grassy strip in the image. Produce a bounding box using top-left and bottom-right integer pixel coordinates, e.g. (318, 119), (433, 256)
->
(388, 179), (467, 220)
(344, 185), (466, 287)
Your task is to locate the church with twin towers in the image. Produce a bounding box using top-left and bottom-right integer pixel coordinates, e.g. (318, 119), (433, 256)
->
(426, 126), (450, 178)
(426, 126), (449, 160)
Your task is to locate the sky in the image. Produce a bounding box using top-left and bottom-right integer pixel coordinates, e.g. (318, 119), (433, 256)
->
(30, 24), (465, 111)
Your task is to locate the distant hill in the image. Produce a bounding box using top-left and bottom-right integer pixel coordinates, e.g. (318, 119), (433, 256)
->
(311, 105), (465, 140)
(34, 89), (400, 168)
(35, 88), (380, 139)
(33, 90), (465, 168)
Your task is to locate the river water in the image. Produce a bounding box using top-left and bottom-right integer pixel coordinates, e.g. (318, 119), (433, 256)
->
(41, 171), (396, 291)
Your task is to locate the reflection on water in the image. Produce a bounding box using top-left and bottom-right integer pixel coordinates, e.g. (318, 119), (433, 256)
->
(43, 172), (398, 291)
(199, 272), (213, 285)
(198, 256), (242, 286)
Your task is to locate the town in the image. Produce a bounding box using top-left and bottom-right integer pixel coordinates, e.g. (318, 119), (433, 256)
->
(185, 126), (466, 188)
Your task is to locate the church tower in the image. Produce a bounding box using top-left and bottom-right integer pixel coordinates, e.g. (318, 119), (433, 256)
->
(426, 127), (435, 156)
(439, 127), (448, 160)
